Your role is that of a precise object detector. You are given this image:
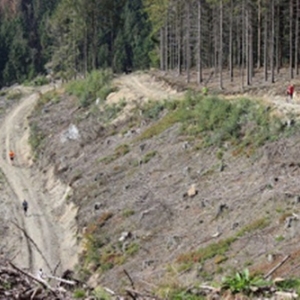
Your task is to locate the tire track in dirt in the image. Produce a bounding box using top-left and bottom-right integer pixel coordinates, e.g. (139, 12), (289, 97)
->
(0, 88), (65, 275)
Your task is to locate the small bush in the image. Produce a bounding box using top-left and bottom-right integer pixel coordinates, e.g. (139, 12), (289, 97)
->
(222, 269), (271, 295)
(66, 69), (115, 108)
(99, 144), (130, 164)
(73, 288), (86, 298)
(6, 90), (22, 100)
(92, 287), (112, 300)
(236, 218), (269, 237)
(30, 75), (50, 86)
(142, 100), (166, 120)
(28, 122), (45, 159)
(177, 237), (236, 264)
(122, 209), (135, 217)
(141, 150), (157, 164)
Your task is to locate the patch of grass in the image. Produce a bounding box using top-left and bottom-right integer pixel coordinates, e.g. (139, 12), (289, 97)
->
(35, 90), (61, 111)
(137, 110), (181, 141)
(24, 75), (50, 86)
(139, 93), (291, 149)
(100, 249), (124, 271)
(222, 268), (271, 295)
(177, 218), (270, 266)
(162, 288), (205, 300)
(275, 278), (300, 294)
(275, 235), (285, 242)
(92, 287), (112, 300)
(177, 237), (237, 264)
(214, 255), (228, 264)
(126, 242), (140, 256)
(141, 150), (157, 164)
(98, 144), (130, 164)
(73, 289), (86, 298)
(122, 209), (135, 217)
(0, 90), (6, 96)
(141, 100), (167, 120)
(115, 144), (130, 156)
(6, 90), (22, 100)
(28, 122), (45, 159)
(66, 69), (115, 108)
(236, 218), (270, 237)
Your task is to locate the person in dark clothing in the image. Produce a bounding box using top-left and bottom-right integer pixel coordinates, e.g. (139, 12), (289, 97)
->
(22, 200), (28, 215)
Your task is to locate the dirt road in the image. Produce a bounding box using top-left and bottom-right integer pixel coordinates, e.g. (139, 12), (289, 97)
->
(0, 87), (78, 275)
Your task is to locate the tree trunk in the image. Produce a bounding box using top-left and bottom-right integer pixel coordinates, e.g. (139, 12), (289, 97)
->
(197, 0), (203, 84)
(160, 27), (165, 70)
(290, 0), (293, 79)
(241, 0), (245, 89)
(246, 1), (249, 85)
(264, 1), (268, 82)
(257, 0), (261, 69)
(186, 0), (191, 83)
(176, 2), (182, 76)
(275, 4), (280, 73)
(295, 0), (299, 75)
(270, 0), (275, 83)
(219, 0), (223, 89)
(165, 21), (168, 71)
(229, 0), (233, 81)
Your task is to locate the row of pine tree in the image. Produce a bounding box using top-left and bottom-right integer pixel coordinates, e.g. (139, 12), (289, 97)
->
(0, 0), (300, 88)
(0, 0), (153, 87)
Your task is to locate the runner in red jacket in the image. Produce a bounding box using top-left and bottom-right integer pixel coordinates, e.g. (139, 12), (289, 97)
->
(287, 84), (294, 102)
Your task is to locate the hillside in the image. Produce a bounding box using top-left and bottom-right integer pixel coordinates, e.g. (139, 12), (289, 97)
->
(2, 70), (300, 299)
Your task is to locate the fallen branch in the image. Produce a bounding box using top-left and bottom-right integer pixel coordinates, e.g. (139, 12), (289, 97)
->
(125, 288), (157, 299)
(124, 269), (135, 289)
(11, 221), (53, 273)
(46, 274), (76, 285)
(103, 287), (116, 295)
(264, 255), (290, 279)
(9, 262), (58, 297)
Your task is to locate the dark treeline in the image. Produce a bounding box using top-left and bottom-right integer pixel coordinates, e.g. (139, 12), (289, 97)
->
(0, 0), (299, 88)
(0, 0), (153, 86)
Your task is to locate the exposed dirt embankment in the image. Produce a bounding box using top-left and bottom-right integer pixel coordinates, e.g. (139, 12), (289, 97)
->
(10, 71), (300, 294)
(0, 86), (78, 275)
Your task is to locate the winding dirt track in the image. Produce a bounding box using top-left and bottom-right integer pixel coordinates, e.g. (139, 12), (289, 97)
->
(0, 87), (74, 275)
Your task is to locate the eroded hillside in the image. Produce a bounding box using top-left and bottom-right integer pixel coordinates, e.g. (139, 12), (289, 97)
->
(26, 71), (300, 298)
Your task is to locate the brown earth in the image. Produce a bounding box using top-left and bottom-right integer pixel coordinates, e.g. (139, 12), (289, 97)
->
(2, 70), (300, 297)
(0, 85), (78, 277)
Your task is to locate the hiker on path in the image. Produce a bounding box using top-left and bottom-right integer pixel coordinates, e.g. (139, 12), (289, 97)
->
(22, 200), (28, 215)
(9, 150), (15, 162)
(286, 83), (294, 102)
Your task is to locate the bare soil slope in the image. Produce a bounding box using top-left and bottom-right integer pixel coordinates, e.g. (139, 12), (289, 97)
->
(0, 86), (78, 276)
(4, 71), (300, 296)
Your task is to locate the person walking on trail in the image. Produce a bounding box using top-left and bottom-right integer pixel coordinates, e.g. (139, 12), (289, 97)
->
(9, 150), (15, 162)
(286, 83), (294, 102)
(22, 200), (28, 215)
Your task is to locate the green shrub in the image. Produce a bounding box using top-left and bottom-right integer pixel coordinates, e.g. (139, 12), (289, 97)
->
(142, 100), (166, 120)
(73, 288), (86, 298)
(141, 150), (157, 164)
(122, 209), (135, 217)
(166, 288), (205, 300)
(136, 93), (289, 149)
(92, 287), (112, 300)
(222, 269), (271, 295)
(28, 122), (45, 159)
(6, 90), (22, 100)
(66, 69), (115, 108)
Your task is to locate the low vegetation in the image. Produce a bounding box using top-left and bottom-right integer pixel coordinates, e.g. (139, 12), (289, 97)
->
(66, 69), (115, 108)
(138, 93), (294, 152)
